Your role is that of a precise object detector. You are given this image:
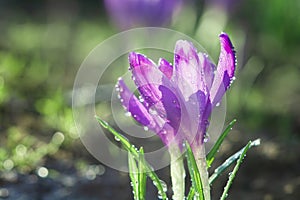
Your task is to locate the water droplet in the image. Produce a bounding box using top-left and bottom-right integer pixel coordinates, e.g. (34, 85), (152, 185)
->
(204, 120), (209, 126)
(125, 112), (131, 117)
(139, 96), (144, 102)
(159, 180), (168, 192)
(159, 113), (166, 118)
(204, 134), (210, 143)
(117, 94), (121, 99)
(232, 76), (236, 81)
(216, 102), (220, 107)
(100, 120), (108, 128)
(114, 136), (120, 142)
(159, 129), (167, 135)
(149, 108), (157, 115)
(143, 126), (149, 131)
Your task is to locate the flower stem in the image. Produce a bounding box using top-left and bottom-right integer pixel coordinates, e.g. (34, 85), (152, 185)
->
(169, 144), (185, 200)
(194, 145), (211, 200)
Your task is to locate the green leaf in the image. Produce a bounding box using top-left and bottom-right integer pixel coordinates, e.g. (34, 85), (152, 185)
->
(185, 141), (204, 200)
(95, 116), (137, 156)
(187, 187), (195, 200)
(209, 139), (260, 184)
(220, 140), (260, 200)
(95, 116), (167, 200)
(138, 147), (146, 200)
(128, 151), (139, 200)
(206, 119), (237, 168)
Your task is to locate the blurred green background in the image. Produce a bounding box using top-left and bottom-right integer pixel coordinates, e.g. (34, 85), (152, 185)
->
(0, 0), (299, 199)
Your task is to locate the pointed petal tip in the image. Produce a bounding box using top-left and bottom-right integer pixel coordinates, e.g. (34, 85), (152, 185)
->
(175, 40), (196, 53)
(174, 39), (199, 67)
(128, 52), (139, 70)
(128, 51), (156, 70)
(219, 32), (237, 75)
(219, 32), (235, 53)
(158, 58), (173, 79)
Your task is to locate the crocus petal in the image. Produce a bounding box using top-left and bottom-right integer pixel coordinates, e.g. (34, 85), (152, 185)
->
(128, 53), (182, 146)
(199, 53), (215, 90)
(159, 85), (181, 133)
(184, 90), (210, 146)
(158, 58), (173, 79)
(129, 52), (163, 108)
(118, 79), (179, 146)
(210, 32), (236, 106)
(173, 40), (207, 101)
(117, 78), (152, 126)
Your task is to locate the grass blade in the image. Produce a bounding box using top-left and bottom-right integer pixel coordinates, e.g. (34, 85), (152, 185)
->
(219, 140), (259, 200)
(209, 139), (260, 184)
(95, 116), (167, 200)
(187, 187), (195, 200)
(128, 151), (139, 200)
(185, 141), (204, 200)
(138, 147), (146, 200)
(206, 119), (237, 168)
(95, 116), (137, 156)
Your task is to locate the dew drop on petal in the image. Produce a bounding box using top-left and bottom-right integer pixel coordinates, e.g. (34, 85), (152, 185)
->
(149, 107), (158, 115)
(138, 96), (144, 103)
(159, 129), (167, 135)
(204, 134), (210, 143)
(204, 120), (209, 126)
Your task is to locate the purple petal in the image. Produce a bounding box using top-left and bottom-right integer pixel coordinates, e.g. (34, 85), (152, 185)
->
(129, 52), (163, 107)
(159, 85), (181, 133)
(117, 78), (152, 126)
(158, 58), (173, 79)
(210, 32), (236, 106)
(127, 53), (182, 146)
(199, 53), (215, 90)
(173, 40), (207, 100)
(185, 90), (210, 146)
(104, 0), (182, 30)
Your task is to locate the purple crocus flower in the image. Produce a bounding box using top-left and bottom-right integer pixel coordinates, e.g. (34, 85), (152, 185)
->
(116, 33), (236, 150)
(104, 0), (182, 29)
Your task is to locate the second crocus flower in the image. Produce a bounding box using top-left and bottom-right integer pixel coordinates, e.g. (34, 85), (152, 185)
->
(104, 0), (182, 30)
